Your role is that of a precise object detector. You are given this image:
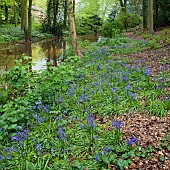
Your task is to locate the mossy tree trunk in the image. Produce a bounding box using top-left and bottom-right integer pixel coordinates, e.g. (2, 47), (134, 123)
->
(67, 0), (83, 57)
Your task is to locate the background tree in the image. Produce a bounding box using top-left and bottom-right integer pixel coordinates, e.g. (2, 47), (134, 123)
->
(67, 0), (83, 57)
(143, 0), (147, 31)
(148, 0), (154, 34)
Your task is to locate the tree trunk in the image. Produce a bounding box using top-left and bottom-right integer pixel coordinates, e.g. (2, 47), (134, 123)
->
(24, 0), (28, 38)
(27, 0), (32, 39)
(120, 0), (128, 31)
(63, 0), (67, 27)
(53, 0), (59, 32)
(0, 4), (2, 25)
(13, 0), (17, 27)
(67, 0), (83, 57)
(153, 0), (158, 30)
(148, 0), (154, 34)
(21, 0), (24, 29)
(5, 3), (8, 23)
(143, 0), (148, 31)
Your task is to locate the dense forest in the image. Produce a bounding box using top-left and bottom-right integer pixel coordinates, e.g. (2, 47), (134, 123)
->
(0, 0), (170, 169)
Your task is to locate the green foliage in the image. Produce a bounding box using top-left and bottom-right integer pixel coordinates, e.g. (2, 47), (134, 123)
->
(0, 35), (169, 169)
(0, 24), (53, 43)
(76, 15), (103, 35)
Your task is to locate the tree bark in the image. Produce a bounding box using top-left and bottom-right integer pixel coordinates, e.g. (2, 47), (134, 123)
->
(0, 3), (2, 25)
(148, 0), (154, 34)
(5, 3), (8, 23)
(27, 0), (32, 39)
(13, 0), (17, 27)
(143, 0), (148, 31)
(63, 0), (67, 27)
(67, 0), (83, 57)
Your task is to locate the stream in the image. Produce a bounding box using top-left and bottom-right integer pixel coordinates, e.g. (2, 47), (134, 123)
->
(0, 37), (66, 72)
(0, 34), (99, 72)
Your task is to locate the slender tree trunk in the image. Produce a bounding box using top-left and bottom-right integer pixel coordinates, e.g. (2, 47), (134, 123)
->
(143, 0), (148, 31)
(13, 0), (17, 27)
(5, 3), (8, 23)
(0, 3), (2, 25)
(67, 0), (83, 57)
(63, 0), (67, 27)
(53, 0), (59, 32)
(120, 0), (128, 31)
(27, 0), (32, 39)
(21, 0), (24, 29)
(153, 0), (158, 30)
(24, 0), (28, 38)
(148, 0), (154, 34)
(47, 0), (52, 33)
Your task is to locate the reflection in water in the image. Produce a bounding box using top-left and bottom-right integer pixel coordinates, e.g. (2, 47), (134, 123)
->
(0, 37), (66, 71)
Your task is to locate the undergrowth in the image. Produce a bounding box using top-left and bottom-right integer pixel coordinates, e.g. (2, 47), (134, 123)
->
(0, 36), (170, 169)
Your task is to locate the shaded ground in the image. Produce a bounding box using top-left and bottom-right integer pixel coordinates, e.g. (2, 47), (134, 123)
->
(113, 33), (170, 169)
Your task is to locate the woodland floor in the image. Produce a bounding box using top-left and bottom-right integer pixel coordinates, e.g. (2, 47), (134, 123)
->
(110, 32), (170, 169)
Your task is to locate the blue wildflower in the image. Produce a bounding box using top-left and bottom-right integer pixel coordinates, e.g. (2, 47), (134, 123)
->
(95, 155), (99, 162)
(126, 136), (138, 145)
(143, 66), (150, 76)
(35, 113), (41, 124)
(86, 114), (95, 129)
(80, 124), (85, 129)
(78, 93), (86, 103)
(125, 84), (132, 91)
(56, 127), (66, 141)
(104, 147), (109, 155)
(112, 121), (122, 129)
(37, 143), (41, 155)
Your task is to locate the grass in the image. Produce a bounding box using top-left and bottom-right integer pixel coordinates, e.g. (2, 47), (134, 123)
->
(0, 35), (169, 169)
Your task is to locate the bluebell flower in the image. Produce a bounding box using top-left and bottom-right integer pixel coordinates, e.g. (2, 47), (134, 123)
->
(111, 87), (117, 93)
(126, 136), (138, 145)
(121, 62), (126, 67)
(125, 84), (132, 91)
(80, 124), (85, 129)
(95, 155), (99, 162)
(128, 92), (137, 100)
(37, 143), (41, 155)
(104, 147), (109, 155)
(93, 135), (97, 140)
(86, 114), (95, 129)
(78, 93), (86, 103)
(56, 97), (63, 104)
(11, 129), (28, 142)
(114, 97), (118, 103)
(137, 87), (141, 90)
(143, 66), (150, 76)
(35, 113), (41, 124)
(112, 121), (122, 129)
(56, 127), (66, 141)
(122, 75), (128, 81)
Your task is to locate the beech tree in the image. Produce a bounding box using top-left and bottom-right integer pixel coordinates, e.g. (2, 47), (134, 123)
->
(67, 0), (83, 57)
